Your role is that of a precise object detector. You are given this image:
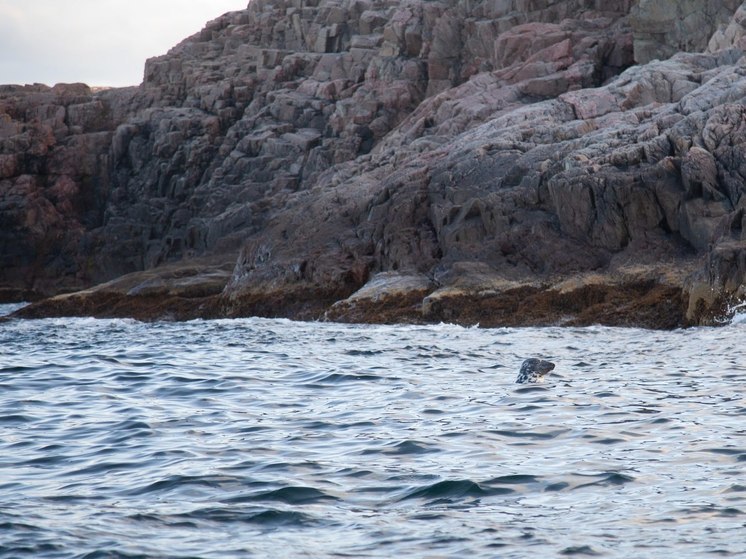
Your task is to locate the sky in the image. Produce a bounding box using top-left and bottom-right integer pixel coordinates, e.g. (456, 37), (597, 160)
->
(0, 0), (248, 87)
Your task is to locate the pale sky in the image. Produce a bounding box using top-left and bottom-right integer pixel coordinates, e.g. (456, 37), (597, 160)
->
(0, 1), (248, 87)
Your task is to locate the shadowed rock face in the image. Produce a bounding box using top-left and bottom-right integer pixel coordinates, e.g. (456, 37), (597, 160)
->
(4, 0), (746, 327)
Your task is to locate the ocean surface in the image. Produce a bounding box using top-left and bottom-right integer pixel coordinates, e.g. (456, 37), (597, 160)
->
(1, 303), (745, 558)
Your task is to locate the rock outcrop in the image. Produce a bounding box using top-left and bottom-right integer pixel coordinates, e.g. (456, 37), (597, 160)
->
(0, 83), (134, 299)
(631, 0), (742, 63)
(4, 0), (746, 328)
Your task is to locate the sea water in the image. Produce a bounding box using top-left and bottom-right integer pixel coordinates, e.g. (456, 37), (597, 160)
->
(1, 303), (745, 558)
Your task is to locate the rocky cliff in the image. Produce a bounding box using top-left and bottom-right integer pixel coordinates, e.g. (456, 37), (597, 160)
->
(4, 0), (746, 328)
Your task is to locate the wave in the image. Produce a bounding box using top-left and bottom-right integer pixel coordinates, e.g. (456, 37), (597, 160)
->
(124, 474), (251, 497)
(2, 312), (744, 558)
(399, 480), (514, 502)
(488, 428), (569, 440)
(560, 545), (603, 556)
(177, 506), (317, 526)
(571, 472), (636, 490)
(381, 440), (439, 455)
(222, 486), (337, 505)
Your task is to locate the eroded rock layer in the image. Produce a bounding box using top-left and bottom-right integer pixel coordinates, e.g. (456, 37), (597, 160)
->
(4, 0), (746, 327)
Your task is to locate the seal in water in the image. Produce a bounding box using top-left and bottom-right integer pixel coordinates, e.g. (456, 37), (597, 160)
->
(516, 358), (555, 383)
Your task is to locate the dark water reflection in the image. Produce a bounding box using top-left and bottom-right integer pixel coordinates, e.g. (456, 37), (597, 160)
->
(1, 308), (745, 557)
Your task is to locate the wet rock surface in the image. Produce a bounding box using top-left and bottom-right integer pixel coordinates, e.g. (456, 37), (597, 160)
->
(4, 0), (746, 327)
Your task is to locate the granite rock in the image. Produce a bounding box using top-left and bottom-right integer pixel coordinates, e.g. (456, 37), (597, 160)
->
(631, 0), (742, 63)
(5, 0), (746, 327)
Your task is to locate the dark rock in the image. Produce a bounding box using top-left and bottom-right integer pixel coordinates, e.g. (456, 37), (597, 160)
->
(12, 256), (234, 321)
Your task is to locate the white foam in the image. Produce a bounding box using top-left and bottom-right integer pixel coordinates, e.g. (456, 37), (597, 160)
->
(730, 312), (746, 325)
(724, 300), (746, 326)
(0, 302), (29, 317)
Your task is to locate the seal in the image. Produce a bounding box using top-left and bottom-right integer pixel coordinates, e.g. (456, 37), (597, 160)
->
(516, 358), (555, 384)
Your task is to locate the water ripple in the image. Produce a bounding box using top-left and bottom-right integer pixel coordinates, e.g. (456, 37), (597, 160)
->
(1, 313), (745, 557)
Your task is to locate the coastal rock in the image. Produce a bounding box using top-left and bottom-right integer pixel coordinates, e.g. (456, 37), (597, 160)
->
(12, 256), (234, 321)
(222, 44), (746, 326)
(325, 272), (435, 323)
(709, 3), (746, 51)
(4, 0), (746, 327)
(0, 83), (134, 296)
(1, 0), (633, 297)
(631, 0), (742, 63)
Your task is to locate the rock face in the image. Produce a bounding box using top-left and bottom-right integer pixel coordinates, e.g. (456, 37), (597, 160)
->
(630, 0), (743, 63)
(4, 0), (746, 327)
(0, 83), (133, 298)
(708, 2), (746, 51)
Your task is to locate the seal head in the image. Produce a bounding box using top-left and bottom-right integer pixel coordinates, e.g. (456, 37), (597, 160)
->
(516, 358), (555, 384)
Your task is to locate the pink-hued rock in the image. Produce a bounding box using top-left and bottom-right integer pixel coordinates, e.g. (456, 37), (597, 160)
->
(4, 0), (746, 327)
